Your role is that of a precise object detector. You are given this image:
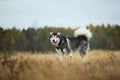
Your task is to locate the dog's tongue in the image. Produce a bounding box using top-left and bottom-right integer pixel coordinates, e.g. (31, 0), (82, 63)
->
(52, 43), (57, 47)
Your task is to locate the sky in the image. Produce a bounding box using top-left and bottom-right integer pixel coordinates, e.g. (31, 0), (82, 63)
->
(0, 0), (120, 29)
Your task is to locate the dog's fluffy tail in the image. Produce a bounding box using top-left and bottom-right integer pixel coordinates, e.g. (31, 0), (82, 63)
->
(74, 28), (92, 40)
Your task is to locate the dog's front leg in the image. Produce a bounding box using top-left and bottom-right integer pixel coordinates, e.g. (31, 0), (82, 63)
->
(68, 51), (73, 62)
(55, 49), (63, 62)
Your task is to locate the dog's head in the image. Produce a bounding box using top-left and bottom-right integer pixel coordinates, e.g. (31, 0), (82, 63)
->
(50, 32), (61, 47)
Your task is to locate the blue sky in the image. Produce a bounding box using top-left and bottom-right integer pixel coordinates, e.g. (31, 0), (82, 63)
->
(0, 0), (120, 29)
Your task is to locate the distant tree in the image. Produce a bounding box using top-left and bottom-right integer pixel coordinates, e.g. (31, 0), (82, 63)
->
(0, 24), (120, 53)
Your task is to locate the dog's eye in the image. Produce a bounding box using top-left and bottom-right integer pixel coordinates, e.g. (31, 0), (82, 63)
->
(50, 35), (53, 37)
(52, 35), (55, 37)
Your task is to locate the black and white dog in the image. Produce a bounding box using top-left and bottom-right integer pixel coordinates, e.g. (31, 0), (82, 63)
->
(50, 28), (92, 62)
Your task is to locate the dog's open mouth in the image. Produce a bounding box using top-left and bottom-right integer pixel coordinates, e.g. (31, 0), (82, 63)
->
(52, 41), (58, 47)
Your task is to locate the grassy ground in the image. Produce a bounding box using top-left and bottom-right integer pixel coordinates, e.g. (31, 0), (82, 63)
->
(0, 50), (120, 80)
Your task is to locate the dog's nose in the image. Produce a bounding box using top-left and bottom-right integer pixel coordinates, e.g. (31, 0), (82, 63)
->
(53, 40), (55, 43)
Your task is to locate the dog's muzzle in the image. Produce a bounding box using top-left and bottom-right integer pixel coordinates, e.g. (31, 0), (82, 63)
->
(52, 40), (58, 47)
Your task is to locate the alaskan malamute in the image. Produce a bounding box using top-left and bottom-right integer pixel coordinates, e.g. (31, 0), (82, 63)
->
(50, 28), (92, 62)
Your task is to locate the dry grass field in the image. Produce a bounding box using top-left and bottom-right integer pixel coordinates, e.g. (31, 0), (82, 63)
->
(0, 50), (120, 80)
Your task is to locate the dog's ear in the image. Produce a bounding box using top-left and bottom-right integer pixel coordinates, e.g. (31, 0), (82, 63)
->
(57, 32), (61, 36)
(50, 32), (53, 35)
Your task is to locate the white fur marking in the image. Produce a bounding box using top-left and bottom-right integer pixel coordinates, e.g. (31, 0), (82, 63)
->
(63, 48), (67, 53)
(66, 38), (72, 51)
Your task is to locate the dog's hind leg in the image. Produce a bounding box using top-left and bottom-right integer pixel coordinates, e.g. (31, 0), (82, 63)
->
(83, 43), (90, 63)
(83, 54), (89, 63)
(79, 43), (90, 63)
(55, 49), (63, 62)
(79, 52), (89, 63)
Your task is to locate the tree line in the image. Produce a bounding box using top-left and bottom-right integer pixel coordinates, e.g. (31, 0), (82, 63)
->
(0, 24), (120, 53)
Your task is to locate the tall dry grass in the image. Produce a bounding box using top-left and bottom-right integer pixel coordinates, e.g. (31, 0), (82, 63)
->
(0, 50), (120, 80)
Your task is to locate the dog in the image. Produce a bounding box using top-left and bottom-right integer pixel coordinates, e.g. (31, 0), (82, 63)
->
(50, 28), (92, 62)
